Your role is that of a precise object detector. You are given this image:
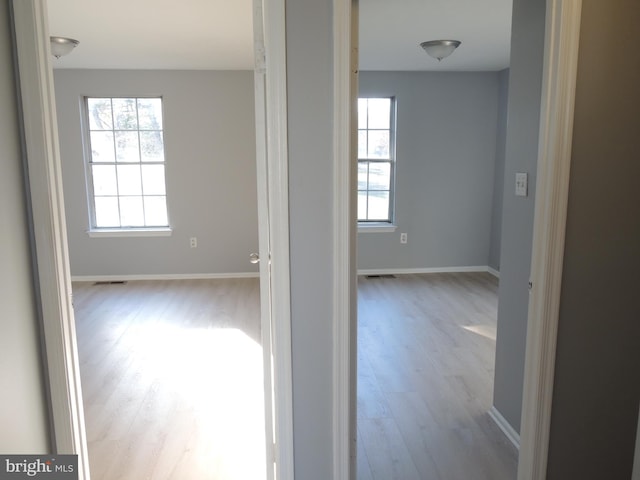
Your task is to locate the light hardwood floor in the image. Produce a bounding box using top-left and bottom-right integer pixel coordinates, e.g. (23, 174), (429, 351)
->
(73, 273), (516, 480)
(72, 278), (267, 480)
(357, 272), (518, 480)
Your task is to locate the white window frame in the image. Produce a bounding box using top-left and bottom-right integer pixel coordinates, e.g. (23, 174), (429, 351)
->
(357, 96), (397, 226)
(81, 96), (171, 236)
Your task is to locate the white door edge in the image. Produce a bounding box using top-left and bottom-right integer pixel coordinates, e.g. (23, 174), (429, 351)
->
(258, 0), (295, 478)
(253, 0), (276, 478)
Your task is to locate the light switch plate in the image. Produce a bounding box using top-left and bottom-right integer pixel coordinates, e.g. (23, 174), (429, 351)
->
(515, 172), (528, 197)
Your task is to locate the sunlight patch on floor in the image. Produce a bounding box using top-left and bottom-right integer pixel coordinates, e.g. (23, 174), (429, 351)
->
(462, 324), (497, 341)
(132, 325), (266, 480)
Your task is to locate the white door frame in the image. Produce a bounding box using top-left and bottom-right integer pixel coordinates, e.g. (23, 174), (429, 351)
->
(332, 1), (358, 478)
(330, 1), (583, 479)
(253, 0), (295, 478)
(516, 1), (582, 478)
(11, 0), (294, 479)
(10, 1), (90, 477)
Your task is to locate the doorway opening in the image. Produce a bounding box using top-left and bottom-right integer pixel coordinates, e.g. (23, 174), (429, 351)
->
(354, 1), (516, 477)
(336, 1), (584, 479)
(12, 0), (293, 478)
(44, 2), (269, 476)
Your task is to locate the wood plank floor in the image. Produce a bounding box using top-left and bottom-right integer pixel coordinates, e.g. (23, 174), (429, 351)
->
(73, 273), (517, 479)
(72, 278), (267, 480)
(357, 272), (518, 480)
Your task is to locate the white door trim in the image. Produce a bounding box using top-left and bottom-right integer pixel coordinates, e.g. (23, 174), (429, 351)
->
(332, 0), (358, 479)
(254, 1), (275, 478)
(10, 0), (90, 478)
(331, 1), (584, 480)
(517, 1), (582, 479)
(12, 1), (294, 479)
(258, 0), (296, 478)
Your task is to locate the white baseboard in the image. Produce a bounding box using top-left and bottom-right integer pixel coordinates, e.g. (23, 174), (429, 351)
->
(71, 272), (260, 282)
(489, 406), (520, 450)
(357, 266), (496, 276)
(75, 267), (499, 282)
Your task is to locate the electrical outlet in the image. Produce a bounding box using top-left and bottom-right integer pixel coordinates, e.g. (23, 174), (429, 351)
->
(190, 237), (197, 248)
(400, 232), (408, 244)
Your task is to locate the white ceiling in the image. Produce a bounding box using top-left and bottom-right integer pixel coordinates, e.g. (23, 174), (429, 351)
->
(359, 0), (513, 71)
(47, 0), (255, 70)
(47, 0), (512, 71)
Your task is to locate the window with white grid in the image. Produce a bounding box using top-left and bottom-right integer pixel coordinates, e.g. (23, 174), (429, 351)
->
(84, 97), (169, 229)
(358, 97), (396, 223)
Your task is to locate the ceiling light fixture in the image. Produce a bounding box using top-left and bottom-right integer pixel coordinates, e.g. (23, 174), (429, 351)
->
(420, 40), (461, 62)
(50, 36), (79, 59)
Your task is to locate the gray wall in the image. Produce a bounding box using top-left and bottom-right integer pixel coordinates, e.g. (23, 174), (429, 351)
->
(492, 0), (546, 433)
(488, 68), (509, 271)
(54, 69), (259, 278)
(286, 0), (334, 477)
(546, 0), (640, 478)
(357, 71), (502, 271)
(0, 0), (50, 452)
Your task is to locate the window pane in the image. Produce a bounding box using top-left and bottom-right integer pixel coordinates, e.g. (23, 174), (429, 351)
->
(367, 191), (390, 220)
(140, 131), (165, 163)
(141, 165), (166, 195)
(137, 98), (163, 130)
(119, 196), (144, 226)
(94, 197), (120, 227)
(357, 191), (368, 220)
(113, 98), (138, 130)
(367, 130), (390, 159)
(368, 162), (391, 190)
(117, 165), (142, 195)
(357, 97), (394, 223)
(367, 98), (391, 129)
(90, 131), (115, 163)
(92, 165), (118, 195)
(358, 98), (367, 128)
(115, 131), (140, 163)
(87, 98), (113, 130)
(358, 130), (367, 159)
(358, 162), (369, 190)
(144, 196), (168, 226)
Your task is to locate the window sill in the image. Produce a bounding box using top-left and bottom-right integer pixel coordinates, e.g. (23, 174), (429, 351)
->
(358, 223), (397, 233)
(87, 227), (173, 238)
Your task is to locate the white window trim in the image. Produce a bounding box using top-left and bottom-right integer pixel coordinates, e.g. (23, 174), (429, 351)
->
(357, 222), (397, 233)
(82, 96), (170, 231)
(357, 96), (396, 223)
(87, 227), (172, 238)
